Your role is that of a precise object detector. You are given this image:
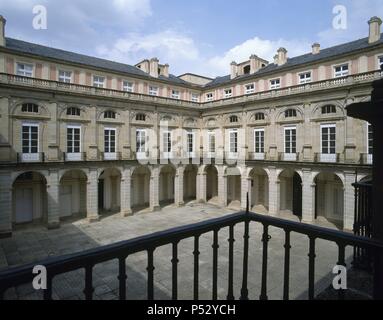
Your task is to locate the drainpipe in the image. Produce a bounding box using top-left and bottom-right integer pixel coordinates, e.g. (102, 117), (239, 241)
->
(347, 68), (383, 299)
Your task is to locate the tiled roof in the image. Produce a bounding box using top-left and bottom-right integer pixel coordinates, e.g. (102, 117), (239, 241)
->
(4, 38), (189, 86)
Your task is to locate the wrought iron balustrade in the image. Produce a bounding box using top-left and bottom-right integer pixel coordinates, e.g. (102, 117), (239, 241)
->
(1, 204), (382, 301)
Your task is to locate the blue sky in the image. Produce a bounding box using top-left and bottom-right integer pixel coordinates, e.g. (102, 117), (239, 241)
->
(1, 0), (383, 77)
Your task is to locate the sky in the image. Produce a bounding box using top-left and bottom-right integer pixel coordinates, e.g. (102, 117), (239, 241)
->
(0, 0), (383, 78)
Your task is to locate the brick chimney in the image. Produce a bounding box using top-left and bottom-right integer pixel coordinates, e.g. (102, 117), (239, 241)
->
(230, 61), (238, 79)
(0, 15), (6, 47)
(162, 64), (169, 77)
(149, 57), (159, 78)
(273, 54), (278, 65)
(277, 47), (287, 66)
(368, 16), (382, 44)
(312, 43), (320, 55)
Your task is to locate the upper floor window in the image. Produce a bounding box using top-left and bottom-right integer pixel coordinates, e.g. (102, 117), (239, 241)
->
(334, 64), (349, 78)
(321, 105), (336, 114)
(59, 70), (72, 83)
(104, 111), (116, 119)
(16, 63), (33, 77)
(224, 89), (233, 98)
(123, 81), (134, 92)
(378, 56), (383, 70)
(255, 112), (265, 121)
(172, 90), (180, 99)
(136, 113), (146, 122)
(93, 76), (105, 88)
(206, 93), (214, 102)
(22, 103), (39, 113)
(368, 123), (373, 156)
(270, 78), (281, 90)
(245, 83), (255, 94)
(67, 107), (81, 116)
(299, 72), (312, 84)
(285, 109), (297, 118)
(191, 93), (199, 102)
(149, 86), (159, 96)
(243, 65), (251, 75)
(230, 115), (238, 123)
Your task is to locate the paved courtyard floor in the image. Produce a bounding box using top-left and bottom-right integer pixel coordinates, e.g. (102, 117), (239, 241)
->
(0, 202), (353, 300)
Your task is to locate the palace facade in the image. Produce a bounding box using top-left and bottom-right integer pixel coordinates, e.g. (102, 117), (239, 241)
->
(0, 15), (381, 238)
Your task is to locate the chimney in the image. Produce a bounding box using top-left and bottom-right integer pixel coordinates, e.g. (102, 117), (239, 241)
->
(149, 57), (159, 78)
(273, 54), (278, 65)
(250, 54), (258, 74)
(312, 43), (320, 55)
(230, 61), (237, 79)
(277, 47), (287, 66)
(368, 16), (382, 44)
(162, 64), (169, 77)
(0, 15), (6, 47)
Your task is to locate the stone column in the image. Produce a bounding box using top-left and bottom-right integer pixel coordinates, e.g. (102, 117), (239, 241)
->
(175, 166), (185, 207)
(197, 172), (207, 203)
(302, 169), (315, 223)
(0, 172), (12, 238)
(240, 171), (250, 211)
(120, 167), (132, 217)
(150, 166), (160, 211)
(46, 170), (60, 229)
(343, 171), (356, 230)
(218, 167), (227, 207)
(268, 167), (279, 216)
(47, 102), (59, 161)
(87, 168), (99, 222)
(0, 97), (12, 162)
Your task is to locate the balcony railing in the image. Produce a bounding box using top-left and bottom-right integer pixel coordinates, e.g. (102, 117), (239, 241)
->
(360, 153), (373, 165)
(247, 152), (266, 161)
(101, 152), (122, 161)
(63, 152), (87, 162)
(16, 152), (45, 163)
(279, 152), (300, 162)
(314, 153), (341, 164)
(1, 205), (383, 301)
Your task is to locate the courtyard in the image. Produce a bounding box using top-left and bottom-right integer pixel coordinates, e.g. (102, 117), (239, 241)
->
(0, 202), (352, 300)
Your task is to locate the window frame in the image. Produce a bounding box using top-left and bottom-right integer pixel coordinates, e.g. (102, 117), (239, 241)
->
(58, 70), (72, 83)
(21, 122), (39, 157)
(136, 129), (148, 154)
(21, 103), (39, 113)
(284, 126), (297, 155)
(229, 129), (238, 154)
(206, 92), (214, 102)
(93, 75), (105, 88)
(66, 125), (82, 158)
(104, 127), (117, 158)
(122, 81), (134, 92)
(148, 86), (159, 96)
(254, 128), (265, 154)
(285, 109), (297, 118)
(333, 63), (349, 78)
(245, 83), (255, 94)
(66, 107), (81, 117)
(208, 131), (216, 154)
(320, 124), (337, 162)
(191, 93), (199, 103)
(104, 111), (116, 119)
(270, 78), (281, 90)
(171, 90), (180, 100)
(16, 62), (34, 77)
(223, 88), (233, 99)
(298, 71), (312, 84)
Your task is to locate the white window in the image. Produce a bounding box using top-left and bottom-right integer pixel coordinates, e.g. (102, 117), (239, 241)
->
(208, 131), (216, 155)
(163, 131), (172, 157)
(270, 78), (281, 90)
(59, 70), (72, 83)
(149, 86), (159, 96)
(187, 131), (195, 156)
(368, 123), (373, 164)
(123, 81), (134, 92)
(136, 129), (147, 154)
(245, 83), (255, 94)
(104, 128), (116, 160)
(334, 64), (349, 78)
(22, 103), (39, 113)
(284, 127), (296, 160)
(93, 76), (105, 88)
(229, 129), (238, 154)
(254, 129), (265, 155)
(298, 72), (312, 84)
(206, 93), (214, 102)
(191, 93), (199, 102)
(67, 126), (81, 160)
(320, 124), (336, 162)
(22, 123), (39, 161)
(172, 90), (180, 99)
(16, 63), (33, 77)
(224, 89), (233, 98)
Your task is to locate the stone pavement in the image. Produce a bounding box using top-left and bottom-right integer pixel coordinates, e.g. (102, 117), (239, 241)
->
(0, 202), (353, 300)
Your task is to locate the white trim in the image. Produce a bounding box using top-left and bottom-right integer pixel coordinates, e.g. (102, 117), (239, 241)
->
(58, 69), (72, 83)
(270, 78), (281, 90)
(298, 70), (312, 84)
(254, 128), (265, 154)
(66, 125), (82, 160)
(244, 83), (255, 94)
(284, 126), (297, 159)
(333, 62), (350, 78)
(16, 62), (34, 77)
(21, 122), (39, 162)
(367, 122), (373, 164)
(223, 88), (233, 98)
(375, 53), (383, 70)
(148, 85), (159, 96)
(320, 123), (336, 163)
(104, 127), (117, 160)
(122, 80), (134, 92)
(93, 75), (105, 88)
(206, 92), (214, 102)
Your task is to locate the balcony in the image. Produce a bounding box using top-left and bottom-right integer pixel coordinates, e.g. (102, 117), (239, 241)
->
(63, 152), (87, 162)
(360, 153), (373, 165)
(248, 152), (266, 161)
(17, 152), (45, 163)
(102, 152), (121, 161)
(314, 153), (340, 164)
(279, 152), (299, 162)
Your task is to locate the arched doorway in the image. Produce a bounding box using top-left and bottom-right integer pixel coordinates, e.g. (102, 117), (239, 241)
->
(279, 169), (302, 219)
(59, 170), (87, 219)
(226, 167), (241, 209)
(131, 166), (151, 211)
(98, 168), (121, 214)
(159, 165), (176, 205)
(206, 165), (218, 203)
(249, 168), (269, 213)
(12, 172), (47, 224)
(315, 172), (344, 228)
(184, 164), (197, 203)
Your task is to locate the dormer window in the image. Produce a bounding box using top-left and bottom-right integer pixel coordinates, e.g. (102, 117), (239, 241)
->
(321, 105), (336, 114)
(136, 113), (146, 121)
(93, 76), (105, 88)
(104, 111), (116, 119)
(224, 89), (233, 98)
(22, 103), (39, 113)
(243, 65), (251, 75)
(230, 115), (238, 123)
(270, 78), (281, 90)
(285, 109), (297, 118)
(67, 107), (81, 116)
(255, 112), (265, 121)
(245, 83), (255, 94)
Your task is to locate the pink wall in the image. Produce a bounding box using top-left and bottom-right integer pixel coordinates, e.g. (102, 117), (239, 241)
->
(35, 63), (43, 78)
(368, 55), (376, 71)
(74, 71), (80, 84)
(312, 68), (319, 82)
(107, 76), (112, 89)
(49, 65), (57, 81)
(6, 57), (14, 74)
(86, 73), (91, 86)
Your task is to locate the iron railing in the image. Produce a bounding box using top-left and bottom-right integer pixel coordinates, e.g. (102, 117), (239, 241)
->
(1, 205), (383, 301)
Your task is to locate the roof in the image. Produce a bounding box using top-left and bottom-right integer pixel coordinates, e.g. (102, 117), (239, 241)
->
(204, 36), (383, 88)
(4, 37), (189, 86)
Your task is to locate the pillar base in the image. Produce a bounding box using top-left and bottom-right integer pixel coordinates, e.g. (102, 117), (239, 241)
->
(176, 202), (185, 207)
(121, 209), (133, 217)
(87, 215), (100, 223)
(151, 206), (161, 212)
(47, 221), (60, 230)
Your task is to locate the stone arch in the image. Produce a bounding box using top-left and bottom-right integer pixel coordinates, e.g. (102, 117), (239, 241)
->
(278, 169), (303, 219)
(205, 165), (218, 203)
(225, 167), (242, 209)
(12, 171), (47, 224)
(12, 100), (51, 118)
(184, 164), (198, 203)
(311, 101), (346, 118)
(131, 165), (151, 211)
(249, 167), (269, 213)
(276, 106), (304, 122)
(159, 164), (176, 205)
(98, 168), (122, 213)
